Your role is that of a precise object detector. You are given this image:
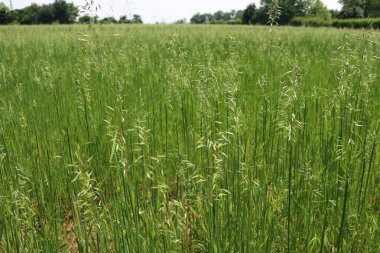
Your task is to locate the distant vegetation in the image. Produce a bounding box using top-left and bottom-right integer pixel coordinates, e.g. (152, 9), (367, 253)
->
(79, 14), (143, 24)
(0, 0), (78, 24)
(0, 0), (379, 27)
(0, 0), (143, 25)
(190, 0), (380, 28)
(190, 10), (244, 25)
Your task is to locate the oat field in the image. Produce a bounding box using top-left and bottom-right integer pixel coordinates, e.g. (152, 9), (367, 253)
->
(0, 25), (379, 252)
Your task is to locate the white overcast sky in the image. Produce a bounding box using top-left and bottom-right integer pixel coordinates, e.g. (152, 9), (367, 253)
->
(9, 0), (342, 23)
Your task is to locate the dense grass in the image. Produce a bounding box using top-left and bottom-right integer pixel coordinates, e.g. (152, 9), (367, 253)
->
(0, 24), (379, 252)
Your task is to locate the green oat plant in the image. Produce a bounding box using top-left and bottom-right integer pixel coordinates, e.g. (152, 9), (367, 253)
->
(0, 18), (379, 253)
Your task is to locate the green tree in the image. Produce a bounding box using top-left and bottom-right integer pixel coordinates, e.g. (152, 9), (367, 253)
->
(338, 5), (364, 18)
(308, 0), (331, 20)
(39, 4), (55, 24)
(19, 3), (40, 24)
(52, 0), (78, 24)
(132, 14), (143, 24)
(119, 15), (130, 23)
(235, 10), (244, 19)
(242, 3), (256, 24)
(101, 16), (117, 23)
(339, 0), (380, 17)
(213, 10), (225, 21)
(0, 2), (11, 24)
(173, 18), (187, 24)
(0, 2), (8, 11)
(260, 0), (313, 24)
(79, 15), (93, 24)
(190, 13), (213, 24)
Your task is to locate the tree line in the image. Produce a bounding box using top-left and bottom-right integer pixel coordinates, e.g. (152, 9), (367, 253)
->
(0, 0), (378, 26)
(79, 15), (143, 24)
(0, 0), (78, 24)
(0, 0), (143, 25)
(190, 10), (244, 24)
(190, 0), (380, 25)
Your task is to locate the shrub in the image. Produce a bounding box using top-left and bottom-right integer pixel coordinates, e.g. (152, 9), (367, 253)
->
(210, 19), (226, 24)
(100, 16), (117, 24)
(289, 17), (331, 27)
(209, 19), (242, 25)
(332, 18), (380, 29)
(227, 19), (242, 25)
(290, 17), (380, 29)
(289, 17), (305, 26)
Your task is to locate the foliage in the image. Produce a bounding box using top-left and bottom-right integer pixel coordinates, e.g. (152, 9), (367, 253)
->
(132, 14), (143, 24)
(173, 18), (187, 24)
(307, 0), (331, 21)
(332, 17), (380, 28)
(227, 18), (243, 25)
(240, 0), (315, 25)
(78, 15), (93, 24)
(101, 16), (117, 24)
(339, 0), (380, 17)
(242, 3), (256, 24)
(190, 12), (213, 24)
(52, 0), (78, 24)
(0, 2), (8, 11)
(259, 0), (313, 24)
(0, 2), (10, 24)
(338, 6), (365, 18)
(190, 9), (243, 24)
(290, 16), (380, 28)
(117, 14), (143, 24)
(290, 16), (332, 26)
(0, 0), (78, 24)
(0, 1), (143, 25)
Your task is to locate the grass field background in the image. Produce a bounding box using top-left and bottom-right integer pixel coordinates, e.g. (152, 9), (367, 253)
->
(0, 25), (379, 252)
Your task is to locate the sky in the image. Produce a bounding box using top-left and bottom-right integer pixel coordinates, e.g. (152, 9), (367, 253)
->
(10, 0), (342, 24)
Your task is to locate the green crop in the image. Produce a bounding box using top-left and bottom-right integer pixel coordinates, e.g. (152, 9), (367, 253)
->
(0, 24), (379, 252)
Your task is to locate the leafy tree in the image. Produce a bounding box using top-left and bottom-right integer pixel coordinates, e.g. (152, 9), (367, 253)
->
(252, 7), (268, 24)
(0, 2), (11, 24)
(0, 2), (8, 11)
(79, 15), (93, 24)
(329, 9), (340, 18)
(229, 10), (237, 19)
(118, 15), (143, 24)
(119, 15), (130, 23)
(0, 1), (80, 25)
(9, 9), (20, 23)
(39, 4), (55, 24)
(260, 0), (313, 24)
(338, 5), (365, 18)
(339, 0), (380, 17)
(173, 18), (187, 24)
(191, 10), (243, 24)
(214, 10), (237, 21)
(213, 10), (225, 20)
(235, 10), (244, 19)
(190, 13), (213, 24)
(308, 0), (331, 20)
(132, 14), (143, 24)
(52, 0), (78, 24)
(190, 13), (201, 23)
(367, 0), (380, 16)
(19, 3), (40, 24)
(242, 3), (256, 24)
(101, 16), (117, 23)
